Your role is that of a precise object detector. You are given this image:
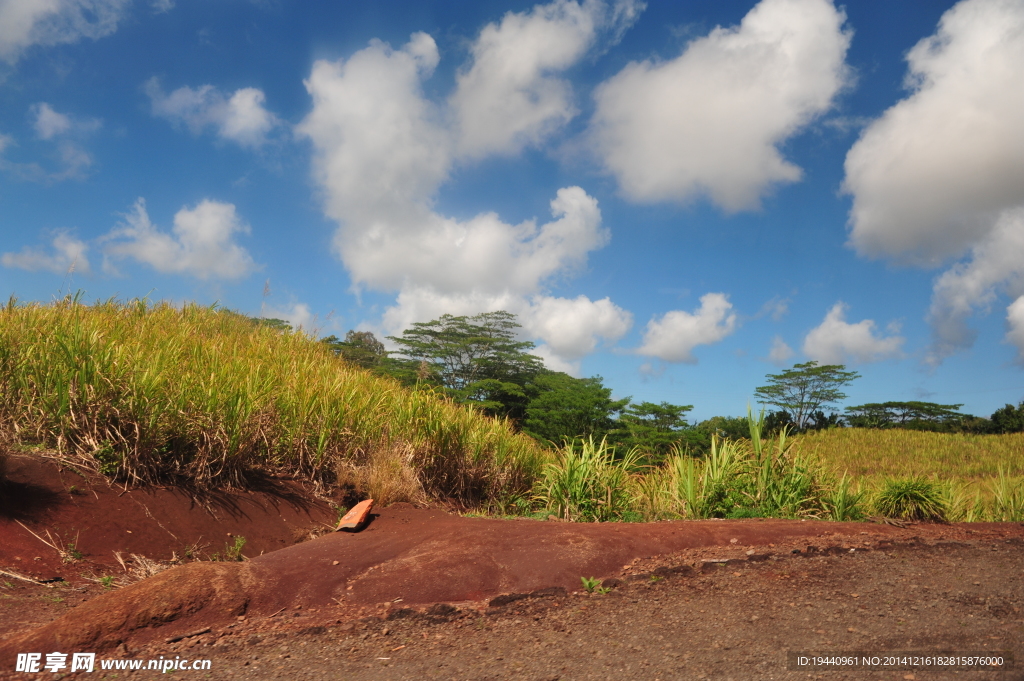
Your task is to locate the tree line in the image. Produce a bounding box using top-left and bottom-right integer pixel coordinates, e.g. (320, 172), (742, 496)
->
(303, 311), (1024, 456)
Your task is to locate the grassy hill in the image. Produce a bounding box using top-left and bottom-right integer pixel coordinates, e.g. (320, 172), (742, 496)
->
(0, 296), (545, 508)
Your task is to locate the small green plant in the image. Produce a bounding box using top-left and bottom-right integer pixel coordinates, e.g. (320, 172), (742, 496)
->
(222, 535), (246, 561)
(823, 473), (867, 521)
(99, 575), (115, 589)
(64, 542), (84, 563)
(874, 476), (947, 521)
(648, 574), (663, 584)
(580, 576), (609, 594)
(989, 465), (1024, 522)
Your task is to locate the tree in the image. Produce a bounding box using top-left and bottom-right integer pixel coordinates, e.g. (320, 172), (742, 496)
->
(990, 401), (1024, 433)
(609, 401), (695, 462)
(522, 372), (628, 445)
(322, 331), (388, 371)
(754, 362), (860, 430)
(387, 311), (544, 420)
(844, 401), (964, 430)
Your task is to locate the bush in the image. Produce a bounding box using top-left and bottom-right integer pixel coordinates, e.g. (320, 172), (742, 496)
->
(874, 477), (946, 521)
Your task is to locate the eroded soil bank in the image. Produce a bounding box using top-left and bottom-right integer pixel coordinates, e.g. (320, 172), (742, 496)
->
(1, 453), (1022, 680)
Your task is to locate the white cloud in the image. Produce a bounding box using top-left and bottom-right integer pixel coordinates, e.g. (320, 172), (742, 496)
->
(296, 32), (448, 231)
(151, 0), (173, 13)
(522, 294), (632, 359)
(450, 0), (642, 160)
(101, 198), (258, 280)
(377, 287), (631, 372)
(802, 302), (904, 365)
(0, 0), (129, 64)
(844, 0), (1024, 264)
(926, 206), (1024, 364)
(1007, 296), (1024, 363)
(31, 102), (70, 139)
(768, 335), (793, 365)
(298, 23), (634, 369)
(261, 301), (316, 333)
(1, 230), (90, 274)
(636, 293), (737, 363)
(590, 0), (851, 210)
(145, 78), (279, 148)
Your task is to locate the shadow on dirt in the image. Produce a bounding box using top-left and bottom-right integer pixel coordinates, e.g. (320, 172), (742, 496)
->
(0, 478), (64, 521)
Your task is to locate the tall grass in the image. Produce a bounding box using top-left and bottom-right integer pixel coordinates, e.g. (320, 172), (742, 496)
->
(0, 296), (545, 506)
(795, 428), (1024, 482)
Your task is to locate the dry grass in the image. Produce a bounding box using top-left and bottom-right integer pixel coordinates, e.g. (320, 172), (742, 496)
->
(0, 296), (546, 509)
(793, 428), (1024, 483)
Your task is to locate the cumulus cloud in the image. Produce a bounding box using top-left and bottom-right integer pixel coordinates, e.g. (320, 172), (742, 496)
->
(145, 78), (279, 148)
(590, 0), (851, 210)
(635, 293), (737, 363)
(1, 230), (90, 274)
(450, 0), (642, 159)
(298, 20), (634, 369)
(926, 207), (1024, 364)
(844, 0), (1024, 264)
(840, 0), (1024, 363)
(0, 0), (129, 64)
(841, 0), (1024, 364)
(377, 287), (631, 370)
(101, 198), (258, 280)
(260, 301), (316, 333)
(1007, 296), (1024, 363)
(31, 102), (70, 139)
(802, 302), (904, 364)
(768, 335), (794, 365)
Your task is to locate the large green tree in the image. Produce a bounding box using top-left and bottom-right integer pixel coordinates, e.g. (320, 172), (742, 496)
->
(844, 401), (965, 430)
(754, 362), (860, 430)
(609, 401), (696, 461)
(990, 401), (1024, 433)
(522, 372), (628, 445)
(386, 311), (544, 420)
(321, 330), (388, 371)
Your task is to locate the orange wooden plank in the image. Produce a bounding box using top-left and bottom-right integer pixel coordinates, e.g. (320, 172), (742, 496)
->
(336, 499), (374, 530)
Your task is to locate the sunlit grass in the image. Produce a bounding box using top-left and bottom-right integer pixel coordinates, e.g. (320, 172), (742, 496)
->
(0, 295), (545, 507)
(793, 428), (1024, 482)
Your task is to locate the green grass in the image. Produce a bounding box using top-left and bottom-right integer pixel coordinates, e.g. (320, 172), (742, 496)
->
(0, 295), (545, 508)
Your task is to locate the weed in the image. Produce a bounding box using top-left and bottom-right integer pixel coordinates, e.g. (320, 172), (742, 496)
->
(874, 477), (947, 521)
(822, 473), (867, 521)
(648, 575), (663, 583)
(534, 438), (643, 522)
(212, 535), (247, 562)
(99, 575), (115, 589)
(989, 466), (1024, 522)
(580, 576), (609, 594)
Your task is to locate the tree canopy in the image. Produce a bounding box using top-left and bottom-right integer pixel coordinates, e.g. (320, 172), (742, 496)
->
(386, 311), (544, 420)
(522, 372), (628, 446)
(321, 330), (387, 371)
(844, 401), (964, 429)
(609, 401), (696, 462)
(754, 362), (860, 430)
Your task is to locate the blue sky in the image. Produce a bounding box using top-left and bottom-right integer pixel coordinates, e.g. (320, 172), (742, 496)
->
(2, 0), (1024, 421)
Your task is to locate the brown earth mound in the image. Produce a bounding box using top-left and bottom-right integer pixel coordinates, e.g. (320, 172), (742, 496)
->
(2, 451), (1023, 674)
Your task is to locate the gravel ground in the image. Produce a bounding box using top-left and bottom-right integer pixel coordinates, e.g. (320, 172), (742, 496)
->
(109, 536), (1023, 681)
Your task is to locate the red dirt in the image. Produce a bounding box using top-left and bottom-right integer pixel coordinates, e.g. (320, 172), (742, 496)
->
(2, 452), (1023, 679)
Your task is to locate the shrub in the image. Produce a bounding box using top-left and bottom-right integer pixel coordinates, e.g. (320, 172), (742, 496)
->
(873, 477), (947, 521)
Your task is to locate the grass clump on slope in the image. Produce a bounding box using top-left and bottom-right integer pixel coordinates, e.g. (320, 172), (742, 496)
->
(0, 295), (545, 507)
